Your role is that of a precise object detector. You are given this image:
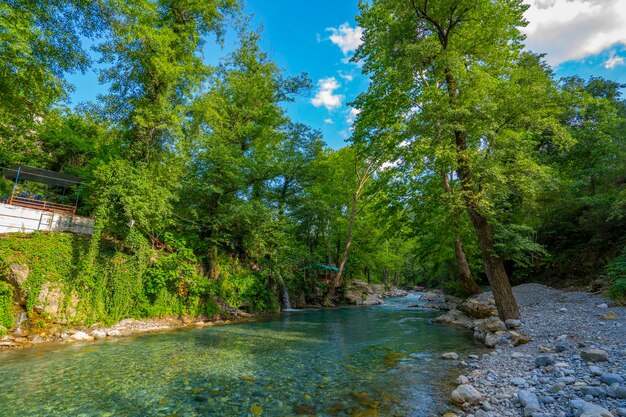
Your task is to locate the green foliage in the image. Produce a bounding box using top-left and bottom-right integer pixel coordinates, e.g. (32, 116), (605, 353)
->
(96, 0), (238, 162)
(607, 248), (626, 300)
(0, 281), (13, 328)
(90, 159), (178, 239)
(0, 0), (97, 166)
(0, 232), (86, 314)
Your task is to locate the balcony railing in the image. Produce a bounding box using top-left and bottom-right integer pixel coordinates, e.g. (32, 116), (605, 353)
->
(8, 196), (77, 216)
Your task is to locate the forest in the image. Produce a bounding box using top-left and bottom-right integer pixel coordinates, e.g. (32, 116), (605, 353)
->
(0, 0), (625, 329)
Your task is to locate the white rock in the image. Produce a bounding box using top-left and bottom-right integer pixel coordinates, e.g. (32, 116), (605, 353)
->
(451, 384), (482, 405)
(91, 330), (107, 340)
(442, 352), (459, 360)
(106, 329), (123, 337)
(69, 331), (93, 341)
(456, 375), (470, 384)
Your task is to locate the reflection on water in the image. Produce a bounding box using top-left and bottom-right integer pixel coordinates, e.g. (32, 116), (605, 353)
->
(0, 294), (478, 416)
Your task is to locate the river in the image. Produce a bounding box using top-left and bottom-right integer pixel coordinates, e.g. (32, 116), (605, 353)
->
(0, 293), (479, 416)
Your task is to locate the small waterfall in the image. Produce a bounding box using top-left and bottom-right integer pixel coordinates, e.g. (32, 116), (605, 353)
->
(281, 279), (291, 310)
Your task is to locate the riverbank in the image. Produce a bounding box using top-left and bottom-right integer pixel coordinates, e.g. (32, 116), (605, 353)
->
(0, 308), (262, 350)
(434, 284), (626, 417)
(0, 281), (408, 350)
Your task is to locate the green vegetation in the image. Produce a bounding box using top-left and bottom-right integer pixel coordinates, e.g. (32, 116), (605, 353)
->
(0, 0), (624, 329)
(607, 248), (626, 300)
(0, 281), (13, 328)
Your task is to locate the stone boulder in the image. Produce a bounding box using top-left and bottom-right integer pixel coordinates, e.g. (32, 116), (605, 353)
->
(451, 384), (482, 405)
(581, 348), (609, 362)
(509, 330), (531, 346)
(433, 309), (474, 330)
(458, 298), (497, 319)
(343, 281), (383, 306)
(419, 290), (444, 301)
(382, 288), (408, 298)
(69, 331), (93, 341)
(483, 316), (507, 332)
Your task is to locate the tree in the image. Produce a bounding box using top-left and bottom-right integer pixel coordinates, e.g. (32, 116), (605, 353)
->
(179, 29), (310, 272)
(327, 146), (377, 301)
(355, 0), (568, 319)
(0, 0), (98, 166)
(96, 0), (238, 163)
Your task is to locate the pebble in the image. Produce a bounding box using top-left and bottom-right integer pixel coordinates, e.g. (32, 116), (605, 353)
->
(581, 348), (610, 362)
(535, 355), (556, 367)
(555, 339), (571, 352)
(518, 390), (541, 416)
(550, 382), (566, 393)
(440, 284), (626, 417)
(589, 366), (603, 376)
(511, 377), (527, 386)
(600, 373), (624, 385)
(456, 375), (469, 384)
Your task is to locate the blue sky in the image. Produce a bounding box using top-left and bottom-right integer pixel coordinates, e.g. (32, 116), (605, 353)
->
(66, 0), (626, 149)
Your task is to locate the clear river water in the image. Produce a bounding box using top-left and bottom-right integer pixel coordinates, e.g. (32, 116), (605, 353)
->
(0, 293), (479, 417)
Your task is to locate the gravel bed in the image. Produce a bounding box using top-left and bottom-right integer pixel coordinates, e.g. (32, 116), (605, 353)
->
(444, 283), (626, 417)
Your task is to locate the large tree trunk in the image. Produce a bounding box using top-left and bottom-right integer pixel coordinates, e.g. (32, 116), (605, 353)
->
(441, 170), (482, 296)
(445, 71), (520, 320)
(467, 210), (520, 319)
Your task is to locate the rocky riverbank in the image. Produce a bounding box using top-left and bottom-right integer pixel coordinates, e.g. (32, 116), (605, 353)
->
(427, 284), (626, 417)
(0, 304), (258, 350)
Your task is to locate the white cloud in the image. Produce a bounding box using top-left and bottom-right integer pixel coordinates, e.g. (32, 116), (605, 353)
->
(346, 107), (361, 124)
(604, 54), (625, 69)
(522, 0), (626, 66)
(324, 118), (334, 125)
(326, 23), (363, 56)
(311, 77), (343, 111)
(338, 70), (354, 82)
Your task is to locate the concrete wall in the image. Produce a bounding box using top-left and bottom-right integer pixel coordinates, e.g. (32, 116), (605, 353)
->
(0, 203), (94, 235)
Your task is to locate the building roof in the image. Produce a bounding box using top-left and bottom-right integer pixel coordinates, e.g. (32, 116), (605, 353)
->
(3, 165), (83, 188)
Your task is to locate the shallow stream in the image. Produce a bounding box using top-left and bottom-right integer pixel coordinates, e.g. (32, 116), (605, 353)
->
(0, 294), (479, 416)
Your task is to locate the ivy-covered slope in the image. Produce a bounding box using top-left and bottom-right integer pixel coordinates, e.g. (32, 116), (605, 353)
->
(0, 232), (279, 329)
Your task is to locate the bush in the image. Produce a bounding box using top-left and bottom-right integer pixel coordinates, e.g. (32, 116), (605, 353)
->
(607, 248), (626, 300)
(0, 281), (14, 328)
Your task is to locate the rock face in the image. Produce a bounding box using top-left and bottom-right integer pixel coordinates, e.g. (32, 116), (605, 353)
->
(2, 263), (29, 305)
(34, 282), (79, 319)
(343, 281), (382, 305)
(451, 384), (482, 405)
